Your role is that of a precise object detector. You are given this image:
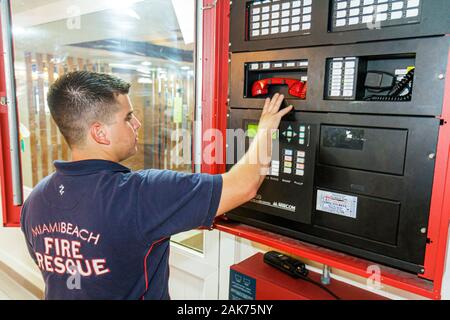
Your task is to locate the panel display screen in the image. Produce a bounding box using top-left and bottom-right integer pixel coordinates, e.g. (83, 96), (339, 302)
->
(248, 0), (312, 40)
(330, 0), (422, 32)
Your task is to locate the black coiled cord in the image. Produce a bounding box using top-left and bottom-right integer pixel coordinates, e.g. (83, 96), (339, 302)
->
(365, 68), (415, 102)
(389, 68), (415, 96)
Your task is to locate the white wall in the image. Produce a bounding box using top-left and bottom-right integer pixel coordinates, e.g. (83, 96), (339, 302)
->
(0, 187), (44, 293)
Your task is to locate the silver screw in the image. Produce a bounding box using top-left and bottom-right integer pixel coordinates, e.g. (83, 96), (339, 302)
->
(438, 74), (445, 80)
(321, 265), (331, 285)
(428, 153), (436, 160)
(420, 228), (427, 234)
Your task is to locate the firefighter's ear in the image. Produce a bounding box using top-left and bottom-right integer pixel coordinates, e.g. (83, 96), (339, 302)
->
(90, 122), (111, 145)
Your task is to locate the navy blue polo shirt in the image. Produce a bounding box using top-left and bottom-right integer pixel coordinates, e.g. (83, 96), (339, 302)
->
(20, 160), (222, 300)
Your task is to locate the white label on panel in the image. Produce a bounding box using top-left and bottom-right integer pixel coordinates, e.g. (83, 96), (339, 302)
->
(337, 10), (347, 18)
(330, 90), (341, 96)
(282, 2), (291, 10)
(406, 8), (419, 18)
(302, 23), (311, 30)
(350, 0), (361, 8)
(293, 1), (301, 8)
(336, 19), (347, 27)
(407, 0), (420, 8)
(391, 11), (403, 19)
(349, 17), (360, 25)
(337, 1), (347, 10)
(343, 89), (354, 96)
(349, 8), (360, 16)
(362, 15), (373, 23)
(316, 190), (358, 219)
(377, 4), (388, 12)
(292, 16), (301, 24)
(392, 1), (404, 10)
(363, 6), (374, 14)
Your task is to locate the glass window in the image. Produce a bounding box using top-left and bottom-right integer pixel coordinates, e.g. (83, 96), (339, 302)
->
(12, 0), (204, 252)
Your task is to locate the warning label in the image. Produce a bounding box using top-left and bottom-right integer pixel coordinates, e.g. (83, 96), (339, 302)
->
(316, 190), (358, 219)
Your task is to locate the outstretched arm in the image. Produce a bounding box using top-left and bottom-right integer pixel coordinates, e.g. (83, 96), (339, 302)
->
(216, 94), (292, 216)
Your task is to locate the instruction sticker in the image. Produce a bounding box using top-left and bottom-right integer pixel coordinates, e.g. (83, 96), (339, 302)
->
(316, 190), (358, 219)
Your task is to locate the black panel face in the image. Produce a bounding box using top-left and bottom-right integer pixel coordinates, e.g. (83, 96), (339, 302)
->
(227, 0), (448, 277)
(226, 109), (440, 273)
(230, 0), (450, 52)
(319, 125), (408, 175)
(229, 37), (449, 117)
(228, 120), (317, 224)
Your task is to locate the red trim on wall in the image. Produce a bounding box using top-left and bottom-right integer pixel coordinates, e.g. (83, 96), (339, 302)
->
(422, 47), (450, 295)
(215, 219), (437, 299)
(201, 0), (229, 175)
(0, 11), (23, 227)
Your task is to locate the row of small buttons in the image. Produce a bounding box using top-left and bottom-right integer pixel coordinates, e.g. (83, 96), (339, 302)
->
(299, 125), (306, 145)
(328, 57), (357, 98)
(295, 151), (306, 176)
(249, 60), (308, 71)
(333, 0), (421, 29)
(283, 125), (306, 144)
(284, 149), (294, 174)
(270, 160), (280, 176)
(296, 150), (306, 176)
(250, 0), (312, 38)
(283, 149), (306, 176)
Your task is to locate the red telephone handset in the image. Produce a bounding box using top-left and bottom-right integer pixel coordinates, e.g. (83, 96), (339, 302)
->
(252, 78), (307, 99)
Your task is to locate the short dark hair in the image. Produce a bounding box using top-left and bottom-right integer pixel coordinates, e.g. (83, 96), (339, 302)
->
(47, 71), (131, 147)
